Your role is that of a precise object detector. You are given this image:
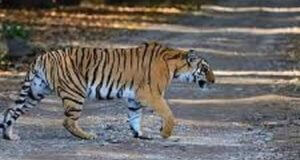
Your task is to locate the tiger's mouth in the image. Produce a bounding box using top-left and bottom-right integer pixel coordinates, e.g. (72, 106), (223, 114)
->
(198, 80), (206, 88)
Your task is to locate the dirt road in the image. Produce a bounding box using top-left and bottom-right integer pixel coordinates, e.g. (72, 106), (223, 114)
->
(1, 0), (300, 159)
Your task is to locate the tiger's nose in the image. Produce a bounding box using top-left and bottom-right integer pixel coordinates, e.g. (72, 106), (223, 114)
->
(211, 79), (215, 83)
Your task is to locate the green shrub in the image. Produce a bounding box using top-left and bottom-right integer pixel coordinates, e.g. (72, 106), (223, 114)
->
(1, 22), (29, 39)
(0, 22), (30, 68)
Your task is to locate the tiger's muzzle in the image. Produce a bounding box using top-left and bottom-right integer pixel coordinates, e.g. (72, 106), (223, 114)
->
(198, 70), (215, 88)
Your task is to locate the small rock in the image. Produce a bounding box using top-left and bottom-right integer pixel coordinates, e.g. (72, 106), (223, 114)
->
(262, 121), (287, 128)
(163, 143), (176, 148)
(292, 120), (300, 126)
(110, 139), (121, 144)
(104, 124), (114, 130)
(264, 136), (273, 142)
(171, 137), (180, 142)
(247, 126), (254, 131)
(234, 87), (243, 91)
(179, 146), (186, 152)
(139, 142), (146, 147)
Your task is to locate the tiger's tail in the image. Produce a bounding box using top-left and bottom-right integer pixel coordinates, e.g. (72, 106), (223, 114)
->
(1, 71), (32, 126)
(0, 58), (46, 139)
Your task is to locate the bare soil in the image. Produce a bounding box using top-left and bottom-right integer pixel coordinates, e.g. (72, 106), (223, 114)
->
(1, 0), (300, 160)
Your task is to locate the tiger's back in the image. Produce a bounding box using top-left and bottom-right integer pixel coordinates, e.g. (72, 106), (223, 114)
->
(36, 42), (171, 101)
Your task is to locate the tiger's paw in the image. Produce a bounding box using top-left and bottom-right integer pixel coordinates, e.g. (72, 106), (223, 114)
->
(160, 127), (172, 139)
(161, 131), (171, 139)
(133, 132), (153, 140)
(136, 135), (153, 140)
(3, 133), (20, 141)
(82, 133), (97, 140)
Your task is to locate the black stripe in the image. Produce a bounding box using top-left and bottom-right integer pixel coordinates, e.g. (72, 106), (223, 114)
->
(6, 120), (12, 126)
(62, 97), (83, 105)
(93, 48), (98, 65)
(83, 49), (92, 83)
(68, 108), (82, 112)
(74, 48), (79, 65)
(62, 52), (85, 93)
(19, 93), (27, 97)
(49, 53), (56, 88)
(16, 108), (25, 115)
(154, 44), (162, 58)
(130, 48), (133, 68)
(128, 106), (141, 111)
(141, 43), (149, 68)
(64, 108), (82, 117)
(122, 49), (127, 69)
(85, 48), (93, 69)
(106, 49), (115, 86)
(136, 47), (140, 71)
(23, 104), (29, 109)
(79, 47), (85, 69)
(105, 49), (110, 64)
(59, 80), (85, 98)
(148, 43), (158, 88)
(6, 108), (15, 113)
(52, 50), (61, 64)
(28, 90), (39, 101)
(157, 48), (168, 57)
(106, 80), (115, 99)
(15, 99), (25, 104)
(116, 49), (121, 73)
(157, 84), (162, 95)
(27, 100), (36, 107)
(80, 49), (91, 83)
(166, 53), (181, 60)
(100, 50), (108, 87)
(115, 72), (123, 89)
(11, 114), (19, 120)
(42, 54), (50, 86)
(91, 49), (103, 86)
(21, 85), (29, 90)
(164, 60), (170, 80)
(56, 50), (70, 84)
(14, 110), (21, 116)
(95, 51), (108, 99)
(96, 84), (103, 100)
(129, 78), (134, 89)
(117, 84), (126, 98)
(69, 56), (86, 89)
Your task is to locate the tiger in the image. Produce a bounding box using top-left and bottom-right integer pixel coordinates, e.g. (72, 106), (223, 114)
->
(0, 42), (215, 141)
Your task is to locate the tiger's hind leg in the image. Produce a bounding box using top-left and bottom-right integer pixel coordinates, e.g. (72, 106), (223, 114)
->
(127, 99), (153, 140)
(127, 99), (143, 138)
(62, 98), (97, 140)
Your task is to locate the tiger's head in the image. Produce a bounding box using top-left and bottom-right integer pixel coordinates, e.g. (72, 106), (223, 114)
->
(174, 50), (215, 88)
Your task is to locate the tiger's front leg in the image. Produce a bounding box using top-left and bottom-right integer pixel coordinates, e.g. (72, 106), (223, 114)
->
(138, 94), (175, 139)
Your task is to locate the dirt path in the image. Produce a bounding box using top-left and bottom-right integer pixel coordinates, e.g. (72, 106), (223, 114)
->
(1, 0), (300, 160)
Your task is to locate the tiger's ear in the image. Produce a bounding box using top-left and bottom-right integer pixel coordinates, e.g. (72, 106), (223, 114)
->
(185, 50), (198, 63)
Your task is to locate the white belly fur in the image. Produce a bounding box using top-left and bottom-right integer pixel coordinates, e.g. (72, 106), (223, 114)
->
(87, 85), (135, 100)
